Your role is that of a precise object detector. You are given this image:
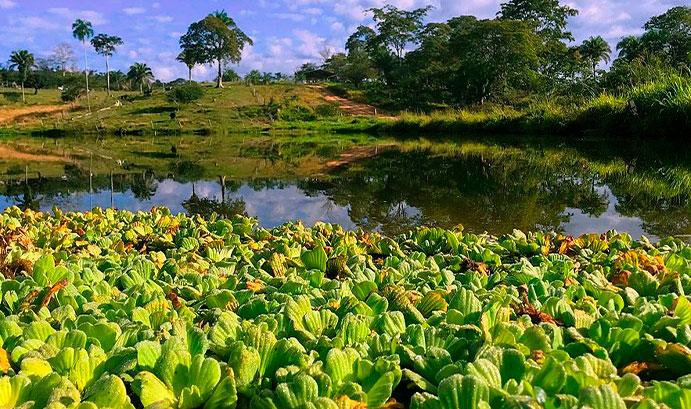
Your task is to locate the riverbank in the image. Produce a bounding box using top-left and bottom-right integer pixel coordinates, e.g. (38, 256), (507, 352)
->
(2, 78), (690, 138)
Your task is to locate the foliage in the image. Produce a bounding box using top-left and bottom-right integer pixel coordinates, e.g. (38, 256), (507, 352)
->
(90, 35), (123, 58)
(0, 207), (691, 408)
(167, 82), (205, 104)
(179, 12), (253, 88)
(127, 63), (155, 94)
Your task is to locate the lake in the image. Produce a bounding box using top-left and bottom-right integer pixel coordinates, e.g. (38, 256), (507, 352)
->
(1, 133), (690, 240)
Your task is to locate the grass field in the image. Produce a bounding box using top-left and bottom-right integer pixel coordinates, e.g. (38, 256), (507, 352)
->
(0, 83), (359, 134)
(2, 76), (690, 138)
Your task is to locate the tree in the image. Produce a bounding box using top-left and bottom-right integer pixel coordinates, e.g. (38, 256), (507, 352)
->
(179, 12), (253, 88)
(245, 70), (262, 85)
(72, 19), (95, 111)
(498, 0), (579, 42)
(294, 63), (318, 82)
(127, 63), (154, 94)
(644, 6), (691, 64)
(367, 5), (433, 59)
(8, 50), (35, 103)
(221, 68), (240, 82)
(580, 36), (612, 77)
(616, 36), (643, 62)
(176, 50), (198, 81)
(51, 43), (76, 76)
(91, 34), (123, 95)
(450, 18), (542, 104)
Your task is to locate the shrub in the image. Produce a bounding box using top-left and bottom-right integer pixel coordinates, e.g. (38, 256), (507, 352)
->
(278, 104), (316, 121)
(314, 103), (341, 118)
(60, 86), (85, 102)
(167, 82), (204, 104)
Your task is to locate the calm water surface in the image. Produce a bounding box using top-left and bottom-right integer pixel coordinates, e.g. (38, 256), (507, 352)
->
(1, 134), (690, 240)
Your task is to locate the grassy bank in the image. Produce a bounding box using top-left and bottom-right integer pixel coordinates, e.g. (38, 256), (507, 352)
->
(2, 77), (690, 138)
(373, 75), (691, 138)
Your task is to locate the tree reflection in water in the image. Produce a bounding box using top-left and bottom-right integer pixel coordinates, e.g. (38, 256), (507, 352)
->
(1, 136), (691, 239)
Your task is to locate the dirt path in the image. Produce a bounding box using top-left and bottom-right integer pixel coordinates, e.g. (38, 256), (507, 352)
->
(322, 144), (395, 172)
(309, 85), (396, 119)
(0, 105), (67, 126)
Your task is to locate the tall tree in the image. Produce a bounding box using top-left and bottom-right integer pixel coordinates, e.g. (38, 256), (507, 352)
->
(450, 18), (542, 104)
(72, 19), (95, 111)
(498, 0), (578, 42)
(180, 12), (253, 88)
(643, 6), (691, 65)
(127, 62), (154, 94)
(91, 34), (123, 95)
(51, 43), (76, 76)
(580, 36), (612, 77)
(176, 50), (197, 81)
(8, 50), (35, 103)
(367, 5), (433, 59)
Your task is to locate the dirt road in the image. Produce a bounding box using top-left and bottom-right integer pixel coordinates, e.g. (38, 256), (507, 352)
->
(309, 85), (395, 119)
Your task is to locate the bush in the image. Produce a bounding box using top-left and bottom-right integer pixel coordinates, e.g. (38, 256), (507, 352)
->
(61, 86), (85, 102)
(314, 103), (341, 118)
(167, 82), (204, 104)
(278, 104), (316, 121)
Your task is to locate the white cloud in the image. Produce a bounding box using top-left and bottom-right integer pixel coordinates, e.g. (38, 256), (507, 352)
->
(123, 7), (146, 15)
(48, 8), (107, 25)
(304, 7), (324, 15)
(0, 0), (16, 9)
(331, 22), (345, 31)
(152, 65), (175, 81)
(153, 15), (173, 23)
(269, 13), (306, 22)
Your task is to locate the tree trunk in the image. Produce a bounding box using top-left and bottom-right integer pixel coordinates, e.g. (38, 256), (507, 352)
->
(21, 80), (25, 103)
(106, 55), (111, 96)
(188, 67), (192, 82)
(216, 60), (224, 88)
(84, 40), (91, 112)
(140, 83), (143, 94)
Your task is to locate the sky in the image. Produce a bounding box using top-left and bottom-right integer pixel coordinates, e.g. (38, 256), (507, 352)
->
(0, 0), (686, 82)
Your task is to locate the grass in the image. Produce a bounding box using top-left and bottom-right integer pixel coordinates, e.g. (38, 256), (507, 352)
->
(1, 83), (340, 135)
(2, 76), (690, 138)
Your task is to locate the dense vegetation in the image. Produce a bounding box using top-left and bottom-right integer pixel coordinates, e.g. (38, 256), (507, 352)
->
(2, 207), (691, 408)
(306, 2), (691, 137)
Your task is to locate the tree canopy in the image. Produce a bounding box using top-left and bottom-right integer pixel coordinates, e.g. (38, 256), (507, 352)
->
(179, 12), (252, 88)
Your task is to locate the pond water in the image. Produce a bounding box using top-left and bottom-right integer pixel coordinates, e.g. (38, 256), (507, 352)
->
(1, 134), (690, 240)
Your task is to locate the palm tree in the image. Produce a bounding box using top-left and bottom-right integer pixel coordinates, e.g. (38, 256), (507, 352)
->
(176, 50), (196, 82)
(580, 36), (612, 77)
(72, 19), (95, 111)
(8, 50), (35, 103)
(127, 63), (155, 94)
(91, 34), (123, 95)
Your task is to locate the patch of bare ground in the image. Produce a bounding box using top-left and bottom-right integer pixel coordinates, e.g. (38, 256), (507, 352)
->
(0, 105), (68, 126)
(308, 85), (396, 119)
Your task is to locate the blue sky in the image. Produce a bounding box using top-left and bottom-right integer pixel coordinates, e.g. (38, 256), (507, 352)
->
(0, 0), (685, 81)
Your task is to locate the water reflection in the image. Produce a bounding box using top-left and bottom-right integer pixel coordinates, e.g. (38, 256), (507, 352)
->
(1, 135), (690, 240)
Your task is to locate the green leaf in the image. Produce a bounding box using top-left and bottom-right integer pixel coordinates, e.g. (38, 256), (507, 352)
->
(0, 375), (32, 409)
(83, 374), (135, 409)
(578, 385), (626, 409)
(133, 371), (177, 408)
(438, 374), (490, 409)
(676, 297), (691, 326)
(275, 373), (319, 409)
(301, 247), (328, 272)
(204, 375), (238, 409)
(531, 354), (566, 395)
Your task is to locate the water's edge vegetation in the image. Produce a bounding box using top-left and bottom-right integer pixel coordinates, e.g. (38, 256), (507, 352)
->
(2, 207), (691, 408)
